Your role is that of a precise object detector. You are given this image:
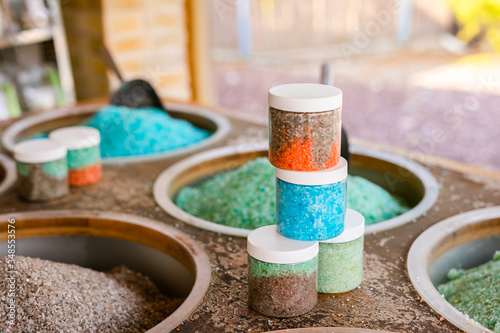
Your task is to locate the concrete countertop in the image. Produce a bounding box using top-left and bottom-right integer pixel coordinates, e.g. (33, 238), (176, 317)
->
(1, 109), (499, 333)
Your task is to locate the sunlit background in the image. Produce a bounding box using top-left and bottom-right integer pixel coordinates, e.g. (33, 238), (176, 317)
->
(1, 0), (499, 171)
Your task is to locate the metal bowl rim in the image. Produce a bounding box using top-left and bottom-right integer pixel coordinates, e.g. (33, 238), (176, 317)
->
(153, 143), (439, 237)
(1, 102), (231, 165)
(407, 206), (500, 333)
(0, 209), (212, 332)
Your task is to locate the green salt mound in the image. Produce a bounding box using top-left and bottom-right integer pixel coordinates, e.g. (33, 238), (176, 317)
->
(175, 157), (410, 229)
(176, 158), (276, 229)
(438, 251), (500, 332)
(346, 175), (409, 225)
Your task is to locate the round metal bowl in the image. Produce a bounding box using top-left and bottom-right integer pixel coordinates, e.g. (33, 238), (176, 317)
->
(1, 102), (231, 165)
(408, 206), (500, 333)
(0, 153), (16, 197)
(0, 210), (211, 332)
(266, 328), (396, 333)
(153, 143), (438, 237)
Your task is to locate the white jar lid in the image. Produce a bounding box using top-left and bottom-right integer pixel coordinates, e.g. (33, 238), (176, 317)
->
(14, 139), (67, 164)
(247, 225), (319, 264)
(269, 83), (342, 113)
(275, 157), (347, 186)
(49, 126), (101, 150)
(321, 209), (365, 244)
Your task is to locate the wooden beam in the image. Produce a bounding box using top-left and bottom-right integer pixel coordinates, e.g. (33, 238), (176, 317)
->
(185, 0), (216, 105)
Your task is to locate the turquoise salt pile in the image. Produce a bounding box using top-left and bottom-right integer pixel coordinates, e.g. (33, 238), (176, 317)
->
(84, 106), (210, 157)
(247, 225), (318, 317)
(28, 106), (211, 158)
(175, 157), (409, 229)
(438, 251), (500, 332)
(318, 209), (365, 293)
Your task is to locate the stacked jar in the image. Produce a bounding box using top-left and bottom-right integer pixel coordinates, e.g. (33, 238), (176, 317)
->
(269, 83), (347, 240)
(49, 126), (102, 186)
(248, 83), (365, 318)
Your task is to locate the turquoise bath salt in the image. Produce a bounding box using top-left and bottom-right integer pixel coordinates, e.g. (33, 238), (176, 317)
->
(83, 106), (210, 157)
(13, 139), (68, 201)
(438, 251), (500, 332)
(276, 157), (348, 241)
(318, 209), (365, 293)
(175, 157), (410, 228)
(247, 225), (319, 317)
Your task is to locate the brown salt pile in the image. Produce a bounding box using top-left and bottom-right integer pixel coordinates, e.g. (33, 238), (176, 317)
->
(0, 256), (184, 332)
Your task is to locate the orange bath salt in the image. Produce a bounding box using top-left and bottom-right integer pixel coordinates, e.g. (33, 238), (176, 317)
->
(271, 137), (314, 171)
(324, 143), (340, 169)
(271, 137), (340, 171)
(69, 163), (102, 186)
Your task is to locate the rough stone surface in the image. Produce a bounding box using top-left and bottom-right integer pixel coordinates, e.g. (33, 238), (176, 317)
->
(1, 111), (500, 332)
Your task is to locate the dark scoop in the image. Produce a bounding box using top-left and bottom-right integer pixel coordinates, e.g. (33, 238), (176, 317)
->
(109, 79), (166, 111)
(341, 126), (350, 165)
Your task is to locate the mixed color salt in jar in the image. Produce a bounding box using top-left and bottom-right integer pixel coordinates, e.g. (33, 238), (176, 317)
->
(49, 126), (102, 186)
(276, 157), (348, 241)
(268, 83), (342, 171)
(318, 208), (365, 294)
(247, 225), (319, 317)
(13, 139), (68, 201)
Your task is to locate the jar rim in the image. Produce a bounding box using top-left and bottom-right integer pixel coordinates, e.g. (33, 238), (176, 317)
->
(275, 157), (347, 185)
(269, 83), (342, 112)
(247, 225), (319, 264)
(14, 139), (67, 163)
(49, 126), (101, 150)
(320, 209), (365, 243)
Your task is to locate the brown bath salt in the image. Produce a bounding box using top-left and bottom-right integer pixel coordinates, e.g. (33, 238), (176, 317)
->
(268, 83), (343, 171)
(0, 256), (184, 332)
(248, 272), (317, 318)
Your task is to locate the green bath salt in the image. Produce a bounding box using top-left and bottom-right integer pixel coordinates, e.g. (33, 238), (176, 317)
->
(438, 251), (500, 332)
(318, 209), (365, 293)
(176, 157), (409, 229)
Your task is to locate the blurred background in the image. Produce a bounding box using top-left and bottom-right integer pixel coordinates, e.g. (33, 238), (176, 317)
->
(0, 0), (499, 171)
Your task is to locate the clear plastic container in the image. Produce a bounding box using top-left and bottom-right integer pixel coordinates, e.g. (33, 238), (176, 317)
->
(247, 225), (319, 317)
(276, 158), (348, 241)
(49, 126), (101, 186)
(318, 209), (365, 293)
(14, 139), (68, 201)
(268, 83), (342, 171)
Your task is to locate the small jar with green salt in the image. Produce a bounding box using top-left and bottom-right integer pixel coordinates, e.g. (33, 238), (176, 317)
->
(13, 139), (68, 201)
(49, 126), (102, 186)
(247, 225), (318, 317)
(318, 209), (365, 294)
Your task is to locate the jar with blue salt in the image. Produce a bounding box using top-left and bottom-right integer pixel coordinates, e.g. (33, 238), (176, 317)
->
(13, 139), (68, 201)
(49, 126), (101, 186)
(247, 225), (318, 317)
(276, 157), (348, 241)
(318, 208), (365, 294)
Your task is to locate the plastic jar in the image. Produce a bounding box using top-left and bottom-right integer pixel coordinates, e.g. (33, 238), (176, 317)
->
(318, 209), (365, 294)
(49, 126), (101, 186)
(13, 139), (68, 201)
(268, 83), (342, 171)
(276, 157), (348, 241)
(247, 225), (319, 317)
